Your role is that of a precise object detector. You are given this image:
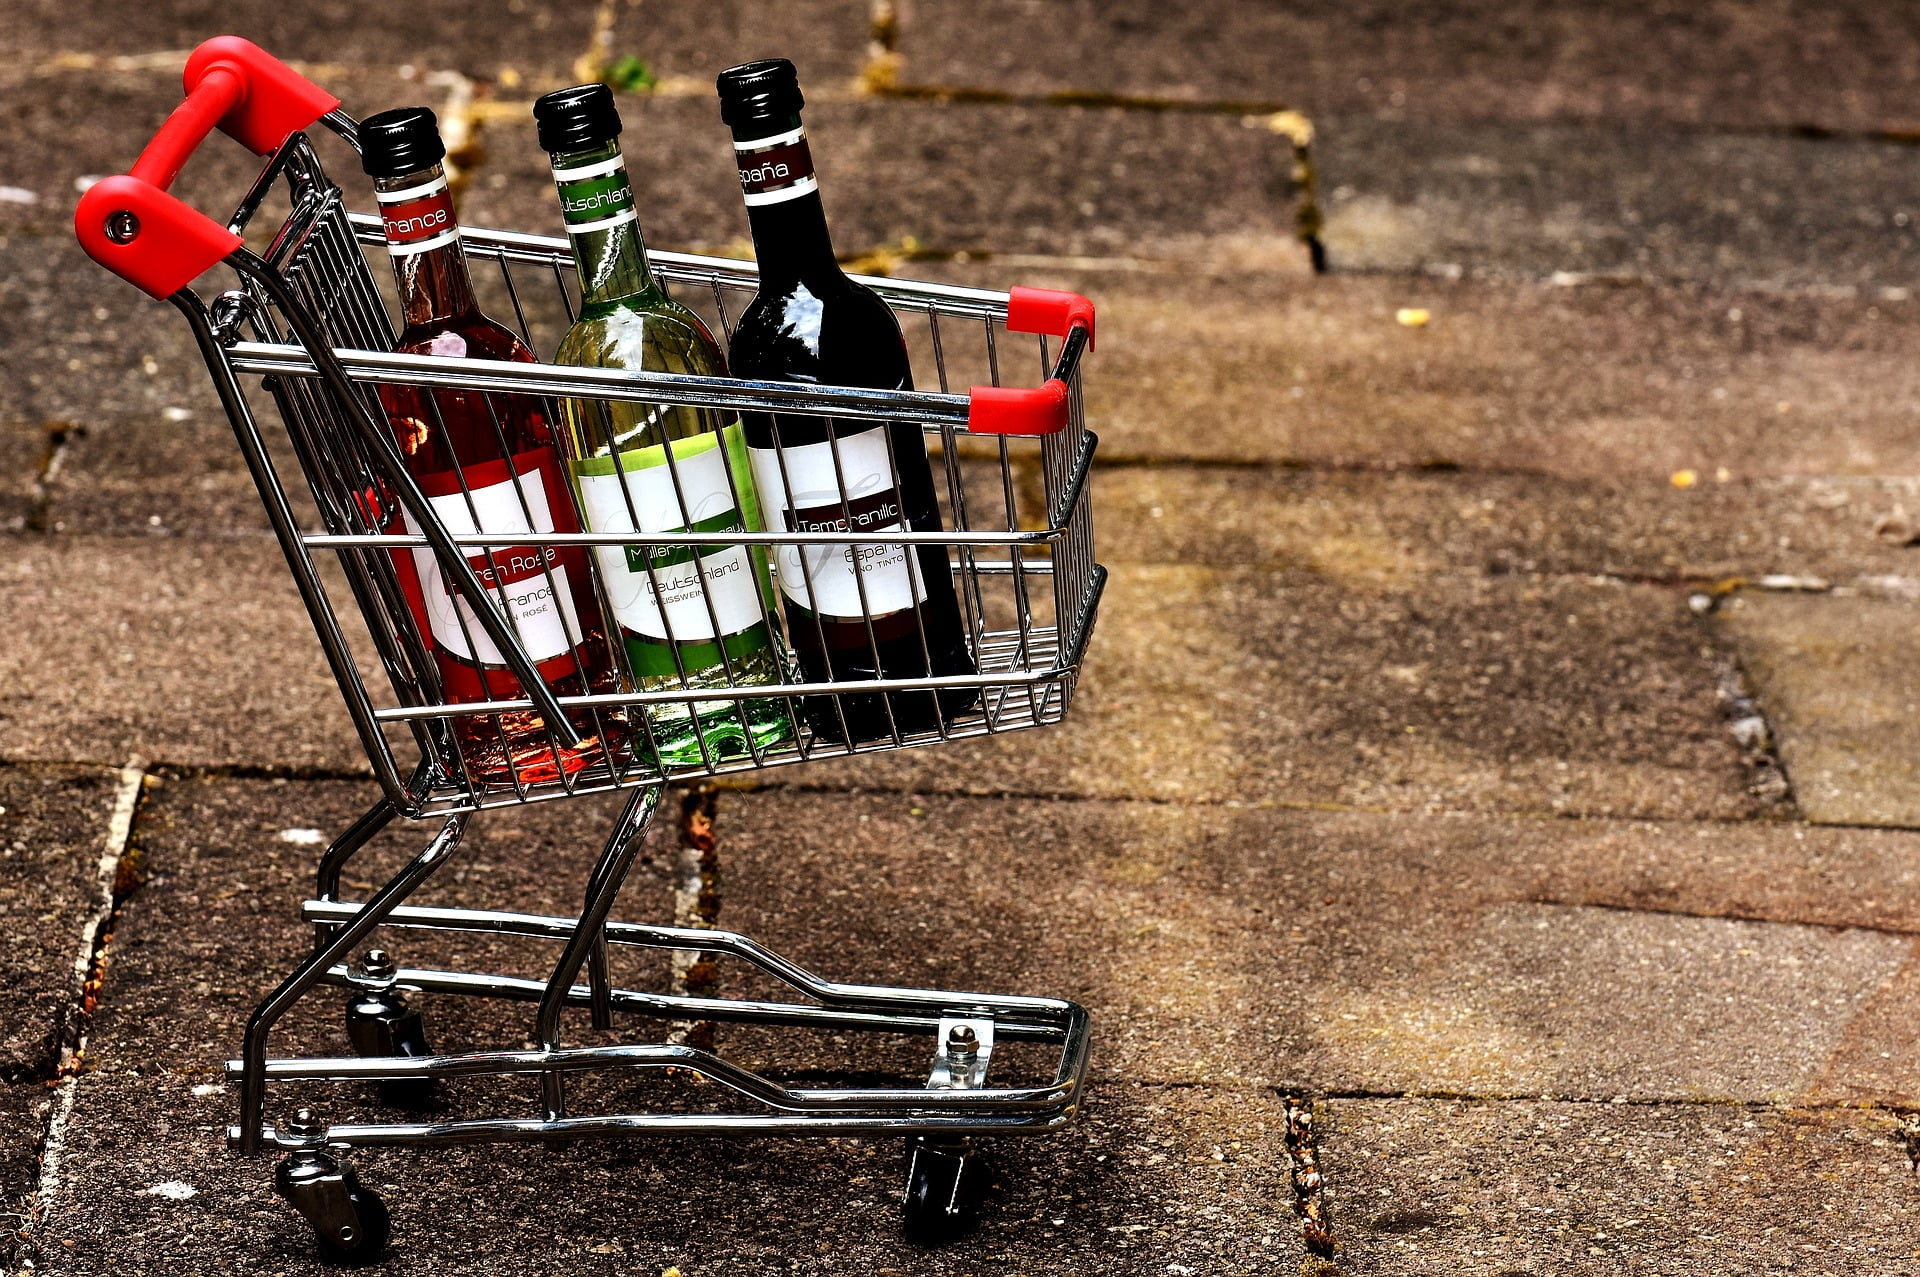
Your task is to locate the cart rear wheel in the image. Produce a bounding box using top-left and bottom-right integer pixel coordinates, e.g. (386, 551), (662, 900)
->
(902, 1136), (983, 1246)
(345, 950), (435, 1109)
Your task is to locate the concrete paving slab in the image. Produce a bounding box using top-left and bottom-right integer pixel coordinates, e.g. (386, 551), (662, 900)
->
(892, 0), (1920, 134)
(38, 416), (279, 538)
(1516, 817), (1920, 939)
(0, 536), (366, 772)
(1, 1081), (53, 1269)
(0, 767), (119, 1082)
(1325, 1098), (1919, 1275)
(1715, 590), (1920, 827)
(1291, 900), (1905, 1103)
(716, 793), (1913, 1102)
(0, 66), (426, 241)
(6, 1), (594, 83)
(31, 1073), (1297, 1274)
(813, 564), (1754, 818)
(0, 66), (256, 241)
(1319, 113), (1920, 290)
(88, 776), (1920, 1111)
(32, 207), (1920, 485)
(0, 420), (43, 533)
(89, 776), (674, 1070)
(603, 0), (875, 88)
(1092, 467), (1920, 586)
(906, 263), (1920, 478)
(0, 237), (221, 432)
(455, 92), (1301, 265)
(3, 537), (1750, 817)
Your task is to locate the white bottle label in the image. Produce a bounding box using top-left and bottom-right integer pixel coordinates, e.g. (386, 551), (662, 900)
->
(404, 462), (582, 667)
(572, 432), (766, 643)
(748, 430), (927, 620)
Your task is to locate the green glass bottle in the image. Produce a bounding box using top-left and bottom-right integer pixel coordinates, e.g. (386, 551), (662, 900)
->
(534, 84), (794, 768)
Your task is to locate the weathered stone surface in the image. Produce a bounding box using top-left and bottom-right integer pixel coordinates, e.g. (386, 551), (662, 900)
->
(1319, 114), (1920, 290)
(811, 564), (1753, 818)
(37, 417), (280, 538)
(0, 767), (118, 1081)
(0, 537), (367, 772)
(104, 779), (1920, 1100)
(456, 93), (1301, 266)
(89, 776), (674, 1069)
(0, 237), (217, 433)
(32, 1074), (1295, 1274)
(1091, 466), (1920, 586)
(0, 420), (43, 532)
(1326, 1099), (1919, 1274)
(0, 536), (1750, 818)
(1289, 901), (1905, 1102)
(604, 0), (876, 87)
(81, 771), (1920, 1225)
(893, 0), (1920, 134)
(719, 792), (1915, 1101)
(1, 1081), (53, 1269)
(6, 3), (593, 82)
(1715, 590), (1920, 827)
(907, 263), (1920, 477)
(0, 66), (424, 240)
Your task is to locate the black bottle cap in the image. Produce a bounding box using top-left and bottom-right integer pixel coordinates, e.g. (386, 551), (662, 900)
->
(358, 107), (446, 179)
(716, 59), (805, 128)
(534, 84), (624, 154)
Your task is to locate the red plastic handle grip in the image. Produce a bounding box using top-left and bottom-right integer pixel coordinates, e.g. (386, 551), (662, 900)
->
(965, 287), (1096, 436)
(74, 37), (340, 300)
(1006, 285), (1095, 352)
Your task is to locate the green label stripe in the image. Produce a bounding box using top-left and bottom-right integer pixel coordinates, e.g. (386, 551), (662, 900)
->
(558, 170), (636, 225)
(571, 421), (773, 611)
(624, 507), (743, 572)
(571, 421), (766, 540)
(626, 621), (775, 679)
(570, 421), (726, 476)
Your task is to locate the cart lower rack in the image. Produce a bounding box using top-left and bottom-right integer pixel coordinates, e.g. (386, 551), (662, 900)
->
(76, 38), (1103, 1260)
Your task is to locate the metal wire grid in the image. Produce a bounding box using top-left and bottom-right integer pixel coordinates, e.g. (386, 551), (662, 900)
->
(212, 134), (1103, 818)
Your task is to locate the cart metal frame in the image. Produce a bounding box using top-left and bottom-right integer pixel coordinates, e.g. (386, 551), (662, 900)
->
(75, 38), (1104, 1258)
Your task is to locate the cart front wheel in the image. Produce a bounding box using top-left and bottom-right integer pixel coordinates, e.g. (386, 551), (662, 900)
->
(902, 1135), (983, 1246)
(313, 1184), (391, 1267)
(274, 1117), (393, 1268)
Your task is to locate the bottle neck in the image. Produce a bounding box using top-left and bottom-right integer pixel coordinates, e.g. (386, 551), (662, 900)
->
(549, 140), (659, 307)
(731, 116), (842, 287)
(374, 163), (478, 328)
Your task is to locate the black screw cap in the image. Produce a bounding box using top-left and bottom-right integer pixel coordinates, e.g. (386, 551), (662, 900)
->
(534, 84), (624, 154)
(358, 107), (446, 180)
(716, 59), (805, 128)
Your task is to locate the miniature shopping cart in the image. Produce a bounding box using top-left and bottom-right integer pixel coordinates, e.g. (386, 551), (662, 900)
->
(76, 39), (1103, 1262)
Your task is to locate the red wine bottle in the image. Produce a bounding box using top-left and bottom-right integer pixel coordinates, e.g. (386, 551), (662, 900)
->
(359, 107), (625, 785)
(715, 60), (978, 744)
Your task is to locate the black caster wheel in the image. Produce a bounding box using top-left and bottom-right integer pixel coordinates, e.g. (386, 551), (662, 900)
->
(275, 1110), (393, 1267)
(902, 1135), (984, 1246)
(313, 1184), (391, 1267)
(345, 950), (435, 1109)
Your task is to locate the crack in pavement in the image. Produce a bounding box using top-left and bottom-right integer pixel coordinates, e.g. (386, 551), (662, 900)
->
(20, 759), (150, 1267)
(1283, 1095), (1338, 1262)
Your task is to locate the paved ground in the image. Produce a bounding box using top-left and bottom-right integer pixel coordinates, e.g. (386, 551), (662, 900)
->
(7, 1), (1920, 1273)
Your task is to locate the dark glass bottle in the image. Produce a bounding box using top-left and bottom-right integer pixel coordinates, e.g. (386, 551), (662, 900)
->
(715, 60), (978, 744)
(360, 107), (625, 787)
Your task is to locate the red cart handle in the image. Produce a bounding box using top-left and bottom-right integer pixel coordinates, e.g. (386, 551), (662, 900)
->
(966, 287), (1097, 436)
(74, 37), (340, 300)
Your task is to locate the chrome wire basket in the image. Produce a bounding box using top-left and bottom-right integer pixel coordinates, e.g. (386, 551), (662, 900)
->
(76, 38), (1104, 1260)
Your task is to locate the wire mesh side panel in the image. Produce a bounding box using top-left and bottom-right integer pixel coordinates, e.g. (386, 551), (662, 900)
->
(219, 175), (1101, 815)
